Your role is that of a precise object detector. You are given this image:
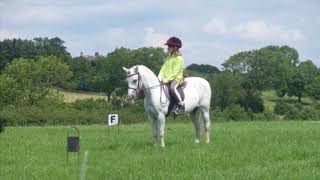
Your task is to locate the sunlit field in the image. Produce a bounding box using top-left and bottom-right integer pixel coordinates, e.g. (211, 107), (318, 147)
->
(60, 90), (107, 102)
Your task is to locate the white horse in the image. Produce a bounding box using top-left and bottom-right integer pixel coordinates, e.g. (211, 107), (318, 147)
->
(123, 65), (212, 147)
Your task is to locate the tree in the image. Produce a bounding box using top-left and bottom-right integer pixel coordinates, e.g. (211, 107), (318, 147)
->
(66, 57), (96, 90)
(93, 47), (165, 100)
(222, 51), (255, 73)
(306, 73), (320, 100)
(287, 71), (304, 102)
(279, 45), (299, 66)
(287, 61), (318, 102)
(34, 56), (72, 87)
(297, 60), (319, 84)
(131, 47), (165, 73)
(33, 37), (71, 61)
(0, 74), (20, 105)
(223, 45), (296, 92)
(0, 37), (71, 71)
(186, 64), (220, 74)
(103, 47), (136, 100)
(211, 71), (244, 110)
(300, 61), (320, 100)
(3, 56), (72, 105)
(0, 39), (36, 70)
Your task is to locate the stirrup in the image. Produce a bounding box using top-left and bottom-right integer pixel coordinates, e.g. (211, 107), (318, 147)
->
(175, 105), (185, 115)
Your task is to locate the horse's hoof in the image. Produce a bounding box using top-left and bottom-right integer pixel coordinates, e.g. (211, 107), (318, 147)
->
(195, 139), (200, 144)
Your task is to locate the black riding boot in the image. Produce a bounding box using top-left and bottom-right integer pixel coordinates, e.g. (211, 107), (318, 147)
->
(175, 103), (185, 115)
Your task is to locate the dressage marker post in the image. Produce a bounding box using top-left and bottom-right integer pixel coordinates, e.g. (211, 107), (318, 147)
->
(67, 127), (80, 164)
(107, 114), (120, 135)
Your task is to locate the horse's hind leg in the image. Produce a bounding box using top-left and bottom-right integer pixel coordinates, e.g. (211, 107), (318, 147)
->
(200, 107), (211, 144)
(190, 108), (200, 144)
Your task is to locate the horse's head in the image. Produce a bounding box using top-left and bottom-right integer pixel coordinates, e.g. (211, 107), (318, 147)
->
(123, 66), (143, 99)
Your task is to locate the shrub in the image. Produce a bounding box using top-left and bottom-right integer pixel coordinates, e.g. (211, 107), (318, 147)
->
(222, 104), (250, 121)
(299, 106), (320, 120)
(251, 109), (275, 121)
(239, 94), (264, 113)
(283, 105), (301, 120)
(211, 108), (223, 121)
(0, 96), (150, 126)
(274, 100), (320, 120)
(274, 101), (292, 115)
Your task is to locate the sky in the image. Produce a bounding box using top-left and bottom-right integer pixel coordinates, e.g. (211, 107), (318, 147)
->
(1, 0), (319, 68)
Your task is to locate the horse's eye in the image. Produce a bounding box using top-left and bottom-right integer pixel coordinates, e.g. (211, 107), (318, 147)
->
(133, 80), (137, 83)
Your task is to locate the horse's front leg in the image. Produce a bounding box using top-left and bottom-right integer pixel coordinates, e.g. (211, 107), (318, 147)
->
(158, 113), (166, 147)
(148, 114), (158, 145)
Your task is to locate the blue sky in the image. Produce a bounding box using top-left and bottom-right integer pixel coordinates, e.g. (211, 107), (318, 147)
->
(1, 0), (319, 68)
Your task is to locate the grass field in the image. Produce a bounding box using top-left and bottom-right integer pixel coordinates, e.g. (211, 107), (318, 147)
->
(1, 121), (320, 179)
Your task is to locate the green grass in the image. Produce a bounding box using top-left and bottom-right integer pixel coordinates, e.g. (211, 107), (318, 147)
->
(1, 121), (320, 179)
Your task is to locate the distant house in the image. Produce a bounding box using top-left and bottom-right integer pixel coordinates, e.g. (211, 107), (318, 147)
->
(80, 52), (102, 61)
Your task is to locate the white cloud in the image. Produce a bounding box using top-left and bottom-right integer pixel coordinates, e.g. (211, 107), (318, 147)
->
(2, 2), (65, 25)
(203, 18), (306, 42)
(183, 41), (253, 68)
(0, 29), (18, 40)
(103, 28), (128, 43)
(0, 27), (58, 41)
(0, 0), (318, 67)
(235, 21), (270, 39)
(203, 18), (228, 35)
(12, 7), (64, 24)
(235, 20), (305, 41)
(1, 0), (154, 25)
(63, 27), (137, 56)
(315, 16), (320, 25)
(143, 28), (168, 48)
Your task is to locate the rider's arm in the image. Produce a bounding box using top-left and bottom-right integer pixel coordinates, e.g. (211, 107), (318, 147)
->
(158, 66), (164, 81)
(158, 58), (168, 81)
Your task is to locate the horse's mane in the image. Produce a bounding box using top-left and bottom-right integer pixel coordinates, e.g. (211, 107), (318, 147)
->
(137, 65), (157, 78)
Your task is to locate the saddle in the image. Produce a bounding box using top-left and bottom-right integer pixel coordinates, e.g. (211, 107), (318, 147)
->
(163, 81), (186, 117)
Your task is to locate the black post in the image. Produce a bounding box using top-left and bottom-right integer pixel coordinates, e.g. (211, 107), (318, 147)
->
(66, 127), (80, 165)
(118, 116), (120, 135)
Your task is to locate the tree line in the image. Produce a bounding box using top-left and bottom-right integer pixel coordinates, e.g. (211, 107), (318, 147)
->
(0, 37), (319, 118)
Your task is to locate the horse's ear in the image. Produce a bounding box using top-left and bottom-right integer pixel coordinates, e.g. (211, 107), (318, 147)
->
(122, 67), (129, 72)
(134, 66), (138, 73)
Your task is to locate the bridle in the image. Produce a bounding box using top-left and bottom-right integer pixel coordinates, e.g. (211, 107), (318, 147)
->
(127, 72), (143, 94)
(126, 71), (168, 106)
(127, 72), (162, 93)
